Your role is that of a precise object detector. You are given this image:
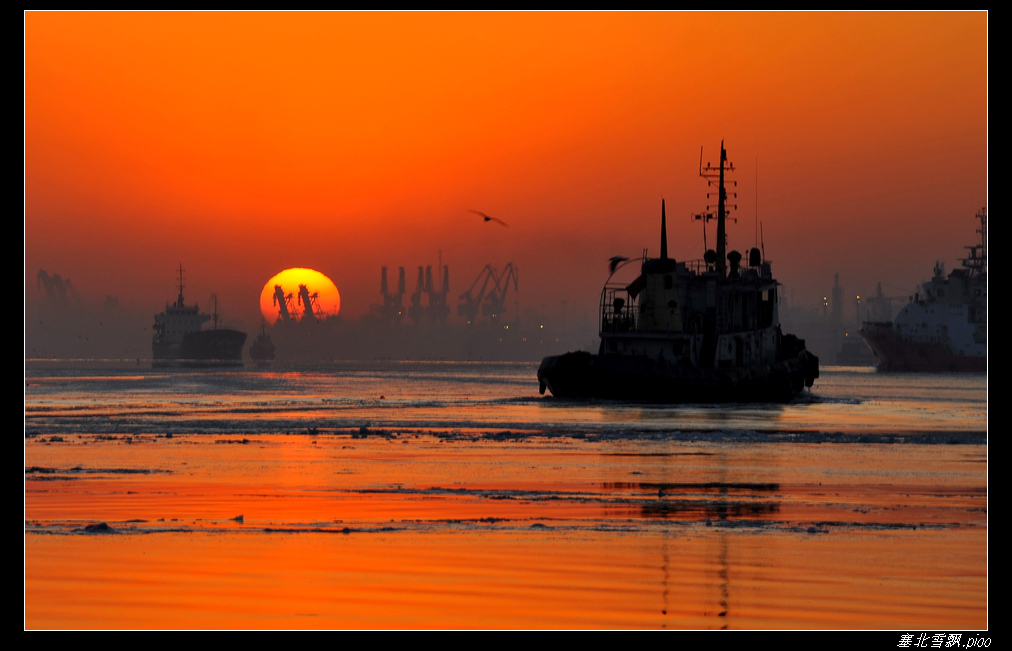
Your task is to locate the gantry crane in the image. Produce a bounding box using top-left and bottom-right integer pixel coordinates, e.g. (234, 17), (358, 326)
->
(483, 262), (518, 324)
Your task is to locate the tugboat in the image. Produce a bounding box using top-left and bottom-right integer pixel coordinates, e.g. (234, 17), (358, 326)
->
(859, 208), (987, 372)
(152, 265), (247, 367)
(537, 142), (819, 402)
(248, 324), (276, 366)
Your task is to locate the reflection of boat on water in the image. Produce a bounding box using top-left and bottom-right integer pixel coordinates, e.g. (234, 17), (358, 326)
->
(860, 208), (987, 373)
(537, 142), (818, 402)
(152, 265), (246, 368)
(249, 325), (276, 366)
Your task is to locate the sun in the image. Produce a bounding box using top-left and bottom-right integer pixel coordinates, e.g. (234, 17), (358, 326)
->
(259, 268), (341, 323)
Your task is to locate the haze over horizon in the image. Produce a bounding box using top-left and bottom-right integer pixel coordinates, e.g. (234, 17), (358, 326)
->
(25, 12), (987, 336)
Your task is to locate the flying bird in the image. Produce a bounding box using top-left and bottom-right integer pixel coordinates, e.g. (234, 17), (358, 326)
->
(469, 210), (509, 227)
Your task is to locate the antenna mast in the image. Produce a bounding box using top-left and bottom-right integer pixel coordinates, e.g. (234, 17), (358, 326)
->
(754, 157), (759, 249)
(698, 141), (737, 277)
(176, 264), (186, 308)
(660, 199), (668, 260)
(962, 207), (987, 278)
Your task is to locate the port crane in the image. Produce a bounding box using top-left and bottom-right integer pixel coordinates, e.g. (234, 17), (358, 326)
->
(458, 265), (497, 325)
(409, 266), (425, 325)
(425, 265), (450, 325)
(272, 285), (297, 321)
(380, 266), (406, 324)
(458, 263), (519, 325)
(297, 284), (322, 320)
(483, 262), (518, 324)
(36, 269), (80, 306)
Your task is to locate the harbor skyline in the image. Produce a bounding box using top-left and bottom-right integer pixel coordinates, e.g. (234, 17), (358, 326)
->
(26, 12), (987, 332)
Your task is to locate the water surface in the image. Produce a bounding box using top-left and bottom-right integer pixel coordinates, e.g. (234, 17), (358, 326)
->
(25, 362), (987, 629)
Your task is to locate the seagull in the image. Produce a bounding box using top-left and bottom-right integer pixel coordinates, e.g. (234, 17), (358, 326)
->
(608, 256), (630, 274)
(469, 210), (509, 227)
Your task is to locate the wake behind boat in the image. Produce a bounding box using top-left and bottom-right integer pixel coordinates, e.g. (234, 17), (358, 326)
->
(537, 142), (818, 402)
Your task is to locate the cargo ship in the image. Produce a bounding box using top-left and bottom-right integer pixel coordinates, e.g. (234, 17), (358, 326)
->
(859, 208), (987, 373)
(152, 265), (247, 367)
(537, 142), (819, 402)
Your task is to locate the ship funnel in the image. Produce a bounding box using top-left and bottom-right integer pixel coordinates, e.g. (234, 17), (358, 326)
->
(660, 200), (668, 260)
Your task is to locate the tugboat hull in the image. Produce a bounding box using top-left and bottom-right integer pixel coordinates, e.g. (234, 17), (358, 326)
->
(249, 331), (276, 367)
(538, 348), (819, 403)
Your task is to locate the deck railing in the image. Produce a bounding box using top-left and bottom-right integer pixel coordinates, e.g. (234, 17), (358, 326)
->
(600, 286), (639, 333)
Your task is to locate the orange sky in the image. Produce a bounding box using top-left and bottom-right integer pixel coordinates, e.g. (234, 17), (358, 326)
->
(25, 12), (987, 327)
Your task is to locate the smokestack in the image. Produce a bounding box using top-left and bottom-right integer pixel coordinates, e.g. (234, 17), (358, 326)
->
(660, 199), (668, 260)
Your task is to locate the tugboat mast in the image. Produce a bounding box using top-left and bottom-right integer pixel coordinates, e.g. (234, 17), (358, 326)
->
(716, 143), (727, 278)
(660, 199), (668, 260)
(176, 263), (186, 308)
(699, 141), (736, 278)
(210, 294), (220, 329)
